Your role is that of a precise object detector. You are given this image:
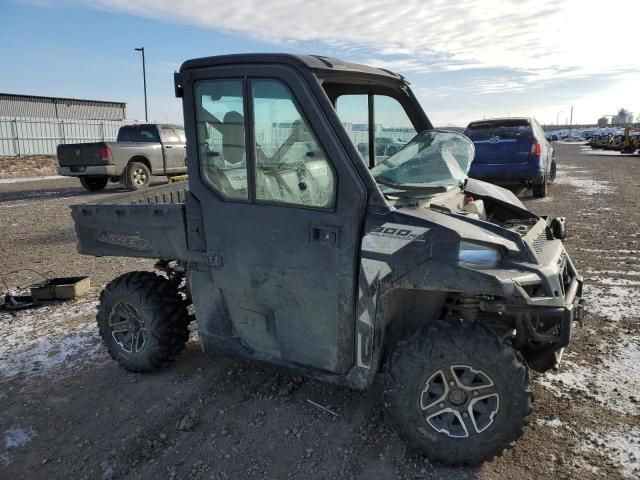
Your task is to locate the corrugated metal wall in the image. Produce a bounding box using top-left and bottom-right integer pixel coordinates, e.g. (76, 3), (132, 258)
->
(0, 93), (126, 120)
(0, 117), (130, 156)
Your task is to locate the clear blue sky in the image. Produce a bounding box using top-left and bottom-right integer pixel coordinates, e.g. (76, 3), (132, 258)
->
(1, 0), (638, 126)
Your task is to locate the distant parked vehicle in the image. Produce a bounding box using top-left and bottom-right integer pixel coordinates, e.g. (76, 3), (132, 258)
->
(357, 136), (405, 159)
(464, 118), (555, 198)
(57, 124), (188, 191)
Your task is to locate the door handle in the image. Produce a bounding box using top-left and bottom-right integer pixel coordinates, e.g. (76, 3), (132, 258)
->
(311, 227), (337, 244)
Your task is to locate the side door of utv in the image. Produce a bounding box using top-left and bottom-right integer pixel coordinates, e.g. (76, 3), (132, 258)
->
(182, 64), (368, 374)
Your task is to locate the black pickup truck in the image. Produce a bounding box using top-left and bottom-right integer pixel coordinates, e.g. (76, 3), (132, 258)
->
(57, 124), (187, 191)
(70, 54), (584, 465)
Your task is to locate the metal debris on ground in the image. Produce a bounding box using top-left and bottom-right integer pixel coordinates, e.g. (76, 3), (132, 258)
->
(0, 270), (90, 312)
(306, 399), (339, 417)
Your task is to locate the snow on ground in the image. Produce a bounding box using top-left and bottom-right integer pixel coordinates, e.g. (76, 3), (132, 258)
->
(586, 269), (640, 277)
(539, 337), (640, 416)
(0, 175), (63, 184)
(538, 274), (640, 415)
(0, 427), (36, 467)
(536, 418), (564, 428)
(579, 427), (640, 478)
(554, 169), (614, 194)
(577, 248), (638, 254)
(0, 298), (104, 381)
(584, 281), (640, 322)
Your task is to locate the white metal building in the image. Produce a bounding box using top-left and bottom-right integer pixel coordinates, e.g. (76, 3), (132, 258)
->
(0, 93), (128, 156)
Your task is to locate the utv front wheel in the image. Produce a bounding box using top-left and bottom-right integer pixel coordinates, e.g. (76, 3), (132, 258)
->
(97, 271), (189, 372)
(384, 322), (531, 465)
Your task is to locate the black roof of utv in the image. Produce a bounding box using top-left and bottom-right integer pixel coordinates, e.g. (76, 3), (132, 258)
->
(179, 54), (406, 84)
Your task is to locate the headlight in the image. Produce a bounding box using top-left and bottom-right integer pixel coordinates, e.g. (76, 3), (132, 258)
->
(458, 241), (501, 268)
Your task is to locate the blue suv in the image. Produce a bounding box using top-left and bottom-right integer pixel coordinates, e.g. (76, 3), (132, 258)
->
(464, 118), (555, 197)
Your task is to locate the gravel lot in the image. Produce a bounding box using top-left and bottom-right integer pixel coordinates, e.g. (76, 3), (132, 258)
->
(1, 143), (639, 479)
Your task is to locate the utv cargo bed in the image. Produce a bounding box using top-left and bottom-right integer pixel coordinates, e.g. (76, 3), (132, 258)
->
(70, 182), (189, 260)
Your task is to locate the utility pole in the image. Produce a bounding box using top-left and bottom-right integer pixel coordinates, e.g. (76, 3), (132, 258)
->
(134, 47), (148, 122)
(569, 106), (573, 135)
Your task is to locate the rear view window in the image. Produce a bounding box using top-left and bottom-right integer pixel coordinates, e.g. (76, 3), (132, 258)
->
(464, 120), (532, 140)
(117, 126), (160, 142)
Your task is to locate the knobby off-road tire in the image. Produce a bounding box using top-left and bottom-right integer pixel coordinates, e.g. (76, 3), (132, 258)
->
(125, 161), (151, 190)
(79, 175), (108, 191)
(97, 271), (189, 373)
(384, 321), (531, 465)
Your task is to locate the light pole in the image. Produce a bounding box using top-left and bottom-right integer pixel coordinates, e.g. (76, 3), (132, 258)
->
(556, 110), (563, 127)
(134, 47), (148, 122)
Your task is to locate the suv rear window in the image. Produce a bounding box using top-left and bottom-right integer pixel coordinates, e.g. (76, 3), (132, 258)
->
(117, 125), (160, 142)
(464, 119), (532, 140)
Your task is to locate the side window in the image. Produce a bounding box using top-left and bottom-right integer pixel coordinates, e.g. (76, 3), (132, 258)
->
(131, 126), (160, 142)
(159, 127), (180, 143)
(252, 79), (336, 209)
(374, 96), (416, 164)
(175, 128), (186, 143)
(336, 95), (369, 161)
(117, 128), (131, 142)
(195, 79), (248, 200)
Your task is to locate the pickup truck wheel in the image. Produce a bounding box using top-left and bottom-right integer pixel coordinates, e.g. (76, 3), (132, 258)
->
(125, 161), (151, 190)
(384, 321), (531, 465)
(548, 160), (557, 184)
(79, 175), (108, 192)
(96, 271), (189, 373)
(532, 176), (547, 198)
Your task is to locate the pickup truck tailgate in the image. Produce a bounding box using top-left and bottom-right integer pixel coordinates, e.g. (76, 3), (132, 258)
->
(58, 142), (107, 167)
(70, 183), (189, 260)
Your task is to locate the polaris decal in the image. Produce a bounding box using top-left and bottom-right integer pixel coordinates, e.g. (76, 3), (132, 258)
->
(97, 232), (149, 251)
(361, 223), (429, 255)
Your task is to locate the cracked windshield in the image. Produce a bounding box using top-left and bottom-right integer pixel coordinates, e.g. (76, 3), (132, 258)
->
(371, 130), (475, 193)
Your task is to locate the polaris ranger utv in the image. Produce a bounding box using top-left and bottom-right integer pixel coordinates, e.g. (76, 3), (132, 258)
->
(71, 54), (584, 465)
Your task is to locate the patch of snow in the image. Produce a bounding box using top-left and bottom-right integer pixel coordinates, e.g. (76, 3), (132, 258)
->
(585, 283), (640, 322)
(0, 175), (63, 184)
(577, 248), (637, 254)
(556, 140), (588, 145)
(583, 149), (640, 157)
(1, 427), (36, 467)
(537, 359), (592, 396)
(539, 340), (640, 415)
(586, 269), (640, 277)
(4, 427), (36, 449)
(554, 174), (614, 195)
(579, 427), (640, 478)
(0, 299), (105, 381)
(536, 418), (564, 428)
(589, 277), (640, 287)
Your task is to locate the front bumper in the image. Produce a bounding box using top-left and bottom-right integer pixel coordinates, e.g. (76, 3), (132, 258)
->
(58, 165), (117, 177)
(478, 243), (584, 371)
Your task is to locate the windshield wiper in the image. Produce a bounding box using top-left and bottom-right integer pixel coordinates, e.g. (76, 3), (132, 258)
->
(376, 179), (449, 194)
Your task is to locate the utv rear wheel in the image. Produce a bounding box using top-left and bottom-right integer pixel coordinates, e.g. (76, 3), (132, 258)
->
(80, 175), (108, 192)
(97, 271), (189, 373)
(532, 176), (547, 198)
(125, 161), (151, 190)
(384, 322), (531, 465)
